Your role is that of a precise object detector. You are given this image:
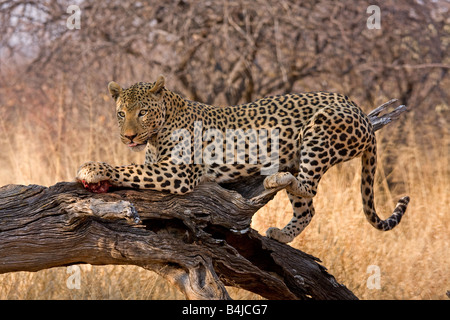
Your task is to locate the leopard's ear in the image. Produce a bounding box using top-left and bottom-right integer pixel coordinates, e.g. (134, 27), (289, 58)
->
(149, 75), (165, 95)
(108, 81), (122, 101)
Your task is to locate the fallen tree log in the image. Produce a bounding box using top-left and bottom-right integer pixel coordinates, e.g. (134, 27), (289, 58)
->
(0, 101), (407, 300)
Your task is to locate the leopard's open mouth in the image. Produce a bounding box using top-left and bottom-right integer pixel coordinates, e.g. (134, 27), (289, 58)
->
(127, 142), (147, 152)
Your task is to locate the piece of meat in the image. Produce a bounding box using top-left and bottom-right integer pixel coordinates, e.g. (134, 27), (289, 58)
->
(80, 180), (112, 193)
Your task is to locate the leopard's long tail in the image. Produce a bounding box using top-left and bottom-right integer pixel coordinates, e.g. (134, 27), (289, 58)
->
(361, 145), (410, 231)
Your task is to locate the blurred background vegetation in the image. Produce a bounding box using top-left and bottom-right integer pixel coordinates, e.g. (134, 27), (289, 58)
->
(0, 0), (448, 299)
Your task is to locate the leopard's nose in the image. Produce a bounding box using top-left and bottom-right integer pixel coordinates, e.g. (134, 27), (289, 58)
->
(125, 134), (137, 141)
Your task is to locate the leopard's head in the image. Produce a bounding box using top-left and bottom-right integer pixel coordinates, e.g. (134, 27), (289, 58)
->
(108, 75), (166, 152)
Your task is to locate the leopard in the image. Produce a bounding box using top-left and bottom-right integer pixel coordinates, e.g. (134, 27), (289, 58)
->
(76, 75), (410, 243)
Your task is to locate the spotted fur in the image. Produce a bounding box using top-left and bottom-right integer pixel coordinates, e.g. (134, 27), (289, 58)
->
(77, 75), (410, 243)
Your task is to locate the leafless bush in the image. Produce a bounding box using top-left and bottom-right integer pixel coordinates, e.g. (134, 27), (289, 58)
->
(1, 0), (448, 107)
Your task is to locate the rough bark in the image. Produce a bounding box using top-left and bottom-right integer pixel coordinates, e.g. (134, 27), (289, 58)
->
(0, 101), (407, 300)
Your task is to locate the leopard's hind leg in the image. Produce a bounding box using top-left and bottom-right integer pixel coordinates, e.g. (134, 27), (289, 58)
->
(264, 105), (370, 242)
(264, 104), (409, 243)
(266, 193), (315, 243)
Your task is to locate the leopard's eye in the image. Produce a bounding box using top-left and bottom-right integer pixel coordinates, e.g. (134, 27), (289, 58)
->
(117, 111), (125, 118)
(138, 109), (148, 117)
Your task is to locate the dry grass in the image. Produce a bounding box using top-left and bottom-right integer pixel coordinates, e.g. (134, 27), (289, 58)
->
(0, 85), (448, 300)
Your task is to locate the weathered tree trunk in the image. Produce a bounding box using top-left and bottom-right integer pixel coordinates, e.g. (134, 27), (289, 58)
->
(0, 101), (407, 300)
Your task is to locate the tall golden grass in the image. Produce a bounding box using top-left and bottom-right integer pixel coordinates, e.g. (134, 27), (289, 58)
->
(0, 83), (448, 300)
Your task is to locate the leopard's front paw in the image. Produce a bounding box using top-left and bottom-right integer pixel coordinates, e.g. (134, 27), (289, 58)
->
(76, 161), (115, 193)
(266, 227), (294, 244)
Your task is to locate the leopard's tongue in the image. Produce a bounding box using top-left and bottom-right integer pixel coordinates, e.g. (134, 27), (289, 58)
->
(127, 142), (138, 147)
